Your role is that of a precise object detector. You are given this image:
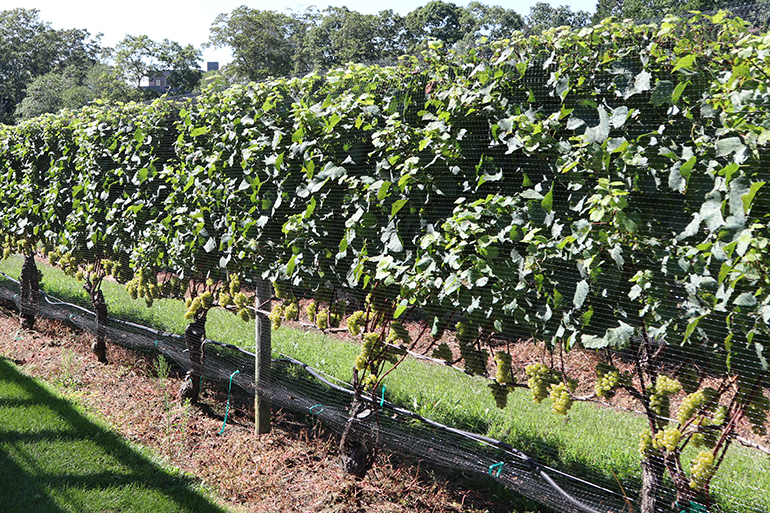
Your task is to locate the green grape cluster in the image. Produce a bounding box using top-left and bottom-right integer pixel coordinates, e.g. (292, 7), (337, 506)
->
(549, 382), (573, 415)
(677, 388), (718, 425)
(432, 343), (453, 364)
(228, 275), (241, 295)
(49, 250), (78, 275)
(639, 429), (655, 457)
(356, 332), (379, 371)
(273, 282), (292, 300)
(649, 374), (681, 419)
(595, 362), (623, 399)
(366, 287), (393, 317)
(219, 291), (234, 307)
(283, 301), (299, 321)
(160, 276), (186, 298)
(692, 418), (719, 449)
(489, 382), (510, 409)
(126, 268), (161, 307)
(100, 259), (122, 278)
(689, 450), (716, 491)
(455, 321), (477, 346)
(329, 300), (346, 328)
(347, 310), (366, 336)
(316, 308), (330, 329)
(494, 352), (514, 385)
(268, 305), (283, 330)
(306, 302), (318, 323)
(653, 426), (682, 452)
(525, 363), (558, 403)
(184, 291), (215, 320)
(745, 394), (770, 435)
(387, 321), (411, 345)
(460, 345), (488, 375)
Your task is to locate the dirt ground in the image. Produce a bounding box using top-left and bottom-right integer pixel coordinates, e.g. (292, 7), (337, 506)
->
(0, 304), (541, 513)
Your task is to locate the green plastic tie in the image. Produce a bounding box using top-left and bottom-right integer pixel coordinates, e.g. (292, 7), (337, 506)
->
(380, 385), (386, 407)
(309, 403), (324, 415)
(218, 370), (240, 435)
(489, 462), (504, 478)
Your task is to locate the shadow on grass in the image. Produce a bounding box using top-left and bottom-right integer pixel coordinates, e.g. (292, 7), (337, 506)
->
(0, 357), (228, 513)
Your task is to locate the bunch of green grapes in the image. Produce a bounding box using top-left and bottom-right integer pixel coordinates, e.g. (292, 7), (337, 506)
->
(306, 302), (318, 323)
(745, 393), (770, 435)
(595, 362), (621, 399)
(228, 275), (241, 294)
(455, 321), (477, 347)
(366, 287), (393, 317)
(232, 291), (252, 321)
(691, 418), (719, 449)
(273, 282), (292, 300)
(526, 363), (558, 403)
(355, 332), (379, 372)
(549, 382), (573, 415)
(432, 343), (454, 364)
(268, 305), (284, 330)
(639, 429), (655, 457)
(460, 345), (488, 376)
(653, 426), (682, 452)
(387, 321), (411, 345)
(331, 300), (346, 328)
(649, 374), (681, 419)
(126, 268), (161, 307)
(184, 291), (214, 320)
(689, 450), (716, 491)
(489, 382), (510, 409)
(219, 291), (234, 307)
(316, 307), (330, 329)
(347, 310), (366, 336)
(494, 352), (513, 385)
(677, 388), (718, 425)
(283, 301), (299, 321)
(160, 276), (186, 298)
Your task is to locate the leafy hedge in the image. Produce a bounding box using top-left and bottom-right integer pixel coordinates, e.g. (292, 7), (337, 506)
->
(2, 11), (770, 511)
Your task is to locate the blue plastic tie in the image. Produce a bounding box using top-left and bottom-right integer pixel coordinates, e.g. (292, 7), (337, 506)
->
(309, 404), (324, 415)
(489, 462), (504, 478)
(380, 385), (386, 407)
(218, 370), (240, 435)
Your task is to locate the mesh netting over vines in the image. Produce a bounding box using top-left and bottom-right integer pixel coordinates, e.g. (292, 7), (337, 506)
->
(1, 4), (770, 513)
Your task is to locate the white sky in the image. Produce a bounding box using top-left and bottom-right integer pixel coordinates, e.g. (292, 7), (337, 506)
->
(2, 0), (598, 66)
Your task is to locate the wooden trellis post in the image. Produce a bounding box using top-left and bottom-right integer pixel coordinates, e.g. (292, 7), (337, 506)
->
(254, 278), (272, 434)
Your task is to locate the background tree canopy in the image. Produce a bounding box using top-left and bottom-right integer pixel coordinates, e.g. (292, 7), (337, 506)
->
(5, 1), (767, 123)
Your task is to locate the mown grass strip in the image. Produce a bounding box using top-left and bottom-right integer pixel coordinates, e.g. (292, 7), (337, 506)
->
(0, 355), (229, 513)
(0, 255), (768, 513)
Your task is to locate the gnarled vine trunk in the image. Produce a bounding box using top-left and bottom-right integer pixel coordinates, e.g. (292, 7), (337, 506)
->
(340, 371), (378, 479)
(641, 450), (665, 513)
(85, 283), (108, 364)
(19, 252), (40, 330)
(180, 310), (206, 403)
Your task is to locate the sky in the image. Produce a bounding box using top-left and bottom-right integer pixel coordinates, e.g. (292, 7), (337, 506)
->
(2, 0), (598, 67)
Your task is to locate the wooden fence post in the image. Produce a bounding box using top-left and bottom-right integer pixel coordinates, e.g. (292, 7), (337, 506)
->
(255, 278), (272, 434)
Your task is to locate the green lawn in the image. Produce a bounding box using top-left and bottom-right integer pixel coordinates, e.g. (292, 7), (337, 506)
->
(0, 356), (229, 513)
(0, 255), (768, 513)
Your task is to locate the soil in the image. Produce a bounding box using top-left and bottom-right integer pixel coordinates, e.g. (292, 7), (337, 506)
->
(0, 303), (538, 513)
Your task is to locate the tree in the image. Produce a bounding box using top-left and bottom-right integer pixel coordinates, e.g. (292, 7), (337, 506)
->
(302, 7), (380, 70)
(0, 8), (100, 124)
(526, 2), (591, 33)
(156, 39), (202, 92)
(208, 7), (301, 81)
(405, 0), (466, 51)
(466, 2), (525, 40)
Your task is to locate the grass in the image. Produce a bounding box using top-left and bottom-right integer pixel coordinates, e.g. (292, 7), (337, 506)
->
(0, 255), (768, 512)
(0, 355), (229, 513)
